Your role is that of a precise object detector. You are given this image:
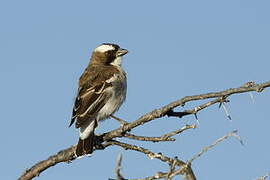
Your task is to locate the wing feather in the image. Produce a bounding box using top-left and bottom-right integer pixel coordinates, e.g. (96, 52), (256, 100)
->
(69, 65), (117, 128)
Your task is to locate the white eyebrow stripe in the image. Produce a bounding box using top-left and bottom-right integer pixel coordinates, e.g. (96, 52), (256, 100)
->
(95, 44), (115, 52)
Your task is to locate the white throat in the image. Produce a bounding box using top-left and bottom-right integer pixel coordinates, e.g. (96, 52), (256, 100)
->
(110, 56), (122, 67)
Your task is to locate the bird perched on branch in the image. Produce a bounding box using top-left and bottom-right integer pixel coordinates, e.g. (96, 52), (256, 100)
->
(69, 43), (128, 157)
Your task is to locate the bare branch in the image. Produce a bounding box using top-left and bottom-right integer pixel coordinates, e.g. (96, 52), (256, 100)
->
(110, 156), (191, 180)
(124, 133), (175, 142)
(128, 165), (196, 180)
(124, 124), (196, 142)
(114, 154), (126, 180)
(105, 140), (197, 180)
(129, 169), (183, 180)
(18, 146), (76, 180)
(188, 130), (243, 164)
(130, 171), (170, 180)
(167, 97), (223, 118)
(18, 81), (270, 180)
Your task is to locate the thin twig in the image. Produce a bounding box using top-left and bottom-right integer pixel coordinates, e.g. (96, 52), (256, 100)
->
(129, 171), (169, 180)
(124, 124), (196, 142)
(124, 133), (175, 142)
(187, 130), (243, 164)
(105, 140), (196, 180)
(166, 157), (179, 180)
(115, 154), (126, 180)
(129, 169), (184, 180)
(167, 97), (223, 118)
(128, 166), (196, 180)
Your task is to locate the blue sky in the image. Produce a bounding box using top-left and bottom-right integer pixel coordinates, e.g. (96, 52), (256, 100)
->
(1, 0), (270, 179)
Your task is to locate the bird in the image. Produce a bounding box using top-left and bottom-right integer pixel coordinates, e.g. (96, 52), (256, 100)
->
(69, 43), (128, 157)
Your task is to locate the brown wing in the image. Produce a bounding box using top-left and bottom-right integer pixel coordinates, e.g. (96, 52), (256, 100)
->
(69, 65), (118, 128)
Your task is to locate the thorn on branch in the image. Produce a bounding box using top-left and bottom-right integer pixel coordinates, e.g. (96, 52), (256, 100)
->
(221, 102), (232, 120)
(218, 96), (230, 108)
(193, 113), (199, 125)
(218, 97), (232, 120)
(194, 113), (198, 120)
(249, 92), (255, 103)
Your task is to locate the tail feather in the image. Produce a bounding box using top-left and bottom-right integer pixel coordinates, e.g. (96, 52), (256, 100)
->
(76, 133), (94, 157)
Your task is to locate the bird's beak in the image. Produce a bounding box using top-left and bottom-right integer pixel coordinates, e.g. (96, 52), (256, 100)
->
(117, 48), (128, 57)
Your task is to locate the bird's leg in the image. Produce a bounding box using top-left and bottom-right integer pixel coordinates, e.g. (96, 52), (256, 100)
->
(110, 115), (129, 125)
(110, 115), (130, 134)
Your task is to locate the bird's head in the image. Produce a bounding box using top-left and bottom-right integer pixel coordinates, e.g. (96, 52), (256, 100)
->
(91, 43), (128, 66)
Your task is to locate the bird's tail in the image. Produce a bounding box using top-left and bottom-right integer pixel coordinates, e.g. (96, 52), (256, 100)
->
(75, 132), (94, 157)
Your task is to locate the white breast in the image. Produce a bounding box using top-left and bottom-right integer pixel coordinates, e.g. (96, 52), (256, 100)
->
(97, 67), (127, 121)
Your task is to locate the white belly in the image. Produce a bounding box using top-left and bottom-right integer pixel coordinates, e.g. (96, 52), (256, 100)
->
(97, 73), (127, 121)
